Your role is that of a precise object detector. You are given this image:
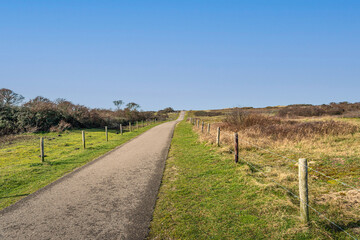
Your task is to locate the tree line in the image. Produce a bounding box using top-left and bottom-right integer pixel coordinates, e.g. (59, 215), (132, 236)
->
(0, 88), (175, 136)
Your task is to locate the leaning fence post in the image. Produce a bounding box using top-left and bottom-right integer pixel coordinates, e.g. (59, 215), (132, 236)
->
(207, 123), (210, 133)
(40, 137), (44, 162)
(216, 127), (220, 146)
(120, 124), (123, 135)
(105, 126), (108, 141)
(234, 133), (238, 163)
(82, 130), (86, 149)
(201, 121), (204, 133)
(299, 158), (309, 224)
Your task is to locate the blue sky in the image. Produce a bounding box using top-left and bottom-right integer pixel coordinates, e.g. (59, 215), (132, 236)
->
(1, 0), (359, 111)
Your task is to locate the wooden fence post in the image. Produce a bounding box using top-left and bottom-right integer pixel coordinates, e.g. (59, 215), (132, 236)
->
(142, 120), (144, 128)
(207, 123), (210, 133)
(299, 158), (309, 224)
(40, 137), (44, 162)
(216, 127), (220, 146)
(129, 122), (132, 132)
(82, 130), (86, 149)
(201, 121), (204, 133)
(234, 133), (238, 163)
(120, 124), (123, 135)
(105, 126), (108, 141)
(137, 121), (139, 130)
(197, 120), (199, 128)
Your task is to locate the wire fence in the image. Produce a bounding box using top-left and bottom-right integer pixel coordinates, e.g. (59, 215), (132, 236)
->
(0, 119), (161, 172)
(188, 117), (360, 239)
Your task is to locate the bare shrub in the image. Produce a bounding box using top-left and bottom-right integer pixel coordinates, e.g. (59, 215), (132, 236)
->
(50, 120), (72, 132)
(278, 102), (360, 118)
(221, 110), (358, 141)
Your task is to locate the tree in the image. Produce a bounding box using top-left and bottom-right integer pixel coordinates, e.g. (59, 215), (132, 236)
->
(0, 88), (24, 106)
(113, 100), (124, 110)
(126, 102), (140, 111)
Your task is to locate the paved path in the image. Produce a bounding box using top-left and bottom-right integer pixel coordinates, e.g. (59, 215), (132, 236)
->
(0, 111), (185, 240)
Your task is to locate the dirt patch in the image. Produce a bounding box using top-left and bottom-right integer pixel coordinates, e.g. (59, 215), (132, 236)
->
(314, 190), (360, 209)
(0, 135), (36, 147)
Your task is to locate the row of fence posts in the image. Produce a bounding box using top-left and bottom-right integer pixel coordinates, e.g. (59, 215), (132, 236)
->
(188, 117), (310, 224)
(39, 118), (157, 161)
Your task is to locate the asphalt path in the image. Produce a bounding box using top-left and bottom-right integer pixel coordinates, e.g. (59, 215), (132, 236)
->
(0, 111), (185, 240)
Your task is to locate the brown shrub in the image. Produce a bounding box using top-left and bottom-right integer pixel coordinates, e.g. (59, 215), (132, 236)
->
(278, 102), (360, 118)
(222, 110), (358, 141)
(50, 120), (72, 132)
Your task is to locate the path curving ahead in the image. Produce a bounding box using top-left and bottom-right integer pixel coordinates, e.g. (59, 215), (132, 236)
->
(0, 111), (185, 240)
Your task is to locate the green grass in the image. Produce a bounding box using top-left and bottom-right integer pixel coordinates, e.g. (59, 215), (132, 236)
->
(0, 122), (164, 210)
(149, 121), (357, 239)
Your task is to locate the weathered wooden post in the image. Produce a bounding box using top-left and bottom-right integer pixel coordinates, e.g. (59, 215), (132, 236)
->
(105, 126), (108, 141)
(120, 124), (123, 135)
(142, 120), (144, 128)
(216, 127), (220, 146)
(234, 133), (239, 163)
(201, 121), (204, 133)
(197, 120), (199, 128)
(207, 123), (210, 133)
(137, 121), (139, 130)
(299, 158), (309, 224)
(40, 137), (44, 162)
(82, 130), (86, 149)
(129, 122), (132, 132)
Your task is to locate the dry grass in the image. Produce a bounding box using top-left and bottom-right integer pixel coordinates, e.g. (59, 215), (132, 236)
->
(190, 112), (360, 239)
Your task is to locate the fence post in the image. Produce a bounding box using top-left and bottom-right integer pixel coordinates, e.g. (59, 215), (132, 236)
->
(299, 158), (309, 224)
(82, 130), (86, 149)
(142, 120), (144, 128)
(201, 121), (204, 133)
(105, 126), (108, 141)
(234, 133), (238, 163)
(197, 120), (199, 128)
(120, 124), (123, 135)
(40, 137), (44, 162)
(129, 122), (132, 132)
(216, 127), (220, 146)
(207, 123), (210, 133)
(137, 121), (139, 130)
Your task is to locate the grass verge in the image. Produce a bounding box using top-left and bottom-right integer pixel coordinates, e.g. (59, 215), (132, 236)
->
(149, 121), (357, 239)
(0, 122), (164, 210)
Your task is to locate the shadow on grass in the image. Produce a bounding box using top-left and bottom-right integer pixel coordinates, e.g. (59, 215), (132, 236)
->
(324, 219), (360, 232)
(0, 193), (29, 199)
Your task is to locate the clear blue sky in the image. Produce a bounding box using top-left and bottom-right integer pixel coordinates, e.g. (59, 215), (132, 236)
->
(1, 0), (359, 111)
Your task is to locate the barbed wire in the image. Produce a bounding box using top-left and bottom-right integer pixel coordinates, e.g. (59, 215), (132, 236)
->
(191, 123), (360, 193)
(240, 157), (359, 240)
(237, 137), (360, 192)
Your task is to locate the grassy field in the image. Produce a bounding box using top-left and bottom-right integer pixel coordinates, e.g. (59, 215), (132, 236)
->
(0, 121), (166, 210)
(149, 120), (359, 239)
